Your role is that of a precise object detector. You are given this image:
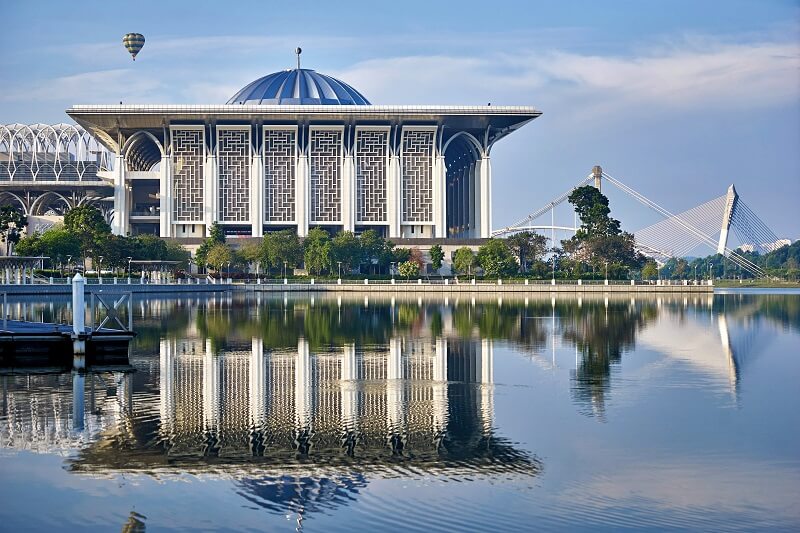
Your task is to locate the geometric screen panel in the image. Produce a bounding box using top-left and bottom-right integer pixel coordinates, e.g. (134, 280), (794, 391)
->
(217, 128), (250, 223)
(310, 129), (341, 223)
(401, 129), (434, 223)
(263, 128), (296, 222)
(171, 128), (205, 222)
(356, 129), (388, 223)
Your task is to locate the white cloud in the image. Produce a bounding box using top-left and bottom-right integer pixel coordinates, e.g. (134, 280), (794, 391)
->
(0, 69), (166, 105)
(334, 38), (800, 115)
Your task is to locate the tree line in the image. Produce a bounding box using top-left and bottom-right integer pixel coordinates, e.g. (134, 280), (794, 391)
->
(12, 205), (189, 274)
(3, 186), (795, 280)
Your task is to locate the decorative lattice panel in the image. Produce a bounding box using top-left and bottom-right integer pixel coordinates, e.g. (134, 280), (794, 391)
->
(263, 129), (296, 222)
(356, 130), (388, 223)
(171, 129), (204, 222)
(217, 128), (250, 222)
(401, 130), (434, 222)
(310, 129), (341, 223)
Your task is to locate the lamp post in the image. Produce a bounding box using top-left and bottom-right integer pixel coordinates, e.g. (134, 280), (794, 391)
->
(283, 261), (288, 279)
(390, 261), (396, 280)
(66, 255), (72, 277)
(98, 256), (104, 283)
(226, 261), (231, 281)
(127, 257), (133, 279)
(337, 261), (342, 279)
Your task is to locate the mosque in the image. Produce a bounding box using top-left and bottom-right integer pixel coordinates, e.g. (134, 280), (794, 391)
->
(2, 52), (540, 244)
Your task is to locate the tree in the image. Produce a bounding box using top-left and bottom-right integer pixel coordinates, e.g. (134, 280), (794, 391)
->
(15, 226), (81, 266)
(205, 243), (233, 272)
(429, 244), (444, 272)
(477, 239), (518, 277)
(507, 231), (548, 272)
(262, 230), (303, 274)
(568, 185), (621, 239)
(453, 247), (477, 275)
(359, 229), (388, 273)
(398, 260), (419, 279)
(330, 231), (363, 274)
(63, 204), (110, 252)
(238, 240), (262, 273)
(562, 185), (643, 276)
(642, 261), (658, 280)
(164, 241), (191, 269)
(132, 234), (167, 260)
(409, 247), (425, 271)
(304, 227), (331, 275)
(0, 205), (28, 255)
(393, 247), (411, 264)
(195, 222), (226, 268)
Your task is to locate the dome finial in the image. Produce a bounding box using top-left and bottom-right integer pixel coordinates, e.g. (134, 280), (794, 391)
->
(295, 47), (302, 70)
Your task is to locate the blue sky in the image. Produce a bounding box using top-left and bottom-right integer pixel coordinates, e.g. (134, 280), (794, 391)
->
(1, 0), (798, 241)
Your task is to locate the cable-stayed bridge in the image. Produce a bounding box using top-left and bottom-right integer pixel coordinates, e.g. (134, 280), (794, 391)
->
(493, 166), (786, 277)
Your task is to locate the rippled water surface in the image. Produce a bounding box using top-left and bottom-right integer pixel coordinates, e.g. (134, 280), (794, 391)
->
(1, 290), (798, 531)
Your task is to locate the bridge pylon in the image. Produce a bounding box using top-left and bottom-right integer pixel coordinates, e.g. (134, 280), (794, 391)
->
(717, 184), (738, 255)
(592, 165), (603, 192)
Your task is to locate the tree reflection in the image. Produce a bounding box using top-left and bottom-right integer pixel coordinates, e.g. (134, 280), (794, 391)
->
(561, 300), (658, 418)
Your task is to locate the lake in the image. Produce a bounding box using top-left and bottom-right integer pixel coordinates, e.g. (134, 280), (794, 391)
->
(1, 290), (798, 531)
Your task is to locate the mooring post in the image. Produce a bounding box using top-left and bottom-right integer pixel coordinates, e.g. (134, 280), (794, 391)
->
(72, 273), (86, 369)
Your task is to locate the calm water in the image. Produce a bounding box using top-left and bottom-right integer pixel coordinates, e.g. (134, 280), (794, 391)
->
(0, 290), (798, 532)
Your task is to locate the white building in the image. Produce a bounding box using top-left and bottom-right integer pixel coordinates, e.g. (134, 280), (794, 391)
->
(65, 64), (540, 242)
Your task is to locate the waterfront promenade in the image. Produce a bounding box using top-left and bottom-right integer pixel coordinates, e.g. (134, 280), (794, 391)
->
(0, 278), (712, 295)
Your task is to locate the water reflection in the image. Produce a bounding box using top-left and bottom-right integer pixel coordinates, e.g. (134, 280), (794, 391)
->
(1, 291), (796, 524)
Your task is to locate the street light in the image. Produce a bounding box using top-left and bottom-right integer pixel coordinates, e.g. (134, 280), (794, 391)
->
(127, 256), (133, 278)
(66, 255), (72, 277)
(98, 256), (104, 283)
(337, 261), (342, 279)
(283, 261), (288, 279)
(226, 261), (231, 280)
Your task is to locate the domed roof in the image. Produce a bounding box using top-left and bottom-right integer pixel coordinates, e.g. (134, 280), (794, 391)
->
(226, 68), (370, 105)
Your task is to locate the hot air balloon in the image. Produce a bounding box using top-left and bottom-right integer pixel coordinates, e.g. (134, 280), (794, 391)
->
(123, 33), (145, 61)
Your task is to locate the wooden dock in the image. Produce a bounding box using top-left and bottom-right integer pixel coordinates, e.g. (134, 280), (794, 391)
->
(0, 319), (134, 368)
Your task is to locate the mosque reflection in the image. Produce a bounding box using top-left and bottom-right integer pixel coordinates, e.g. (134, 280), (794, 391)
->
(2, 291), (793, 517)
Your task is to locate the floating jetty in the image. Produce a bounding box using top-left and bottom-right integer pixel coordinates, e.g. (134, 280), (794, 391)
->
(0, 274), (134, 370)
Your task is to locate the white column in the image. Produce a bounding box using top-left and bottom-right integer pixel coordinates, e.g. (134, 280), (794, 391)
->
(433, 154), (447, 238)
(478, 156), (492, 238)
(296, 148), (309, 237)
(159, 155), (172, 237)
(388, 152), (401, 238)
(112, 154), (127, 236)
(468, 162), (476, 237)
(250, 152), (263, 237)
(342, 151), (355, 232)
(205, 151), (217, 230)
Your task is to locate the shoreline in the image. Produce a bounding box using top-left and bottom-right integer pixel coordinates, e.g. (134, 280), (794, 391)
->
(0, 281), (712, 295)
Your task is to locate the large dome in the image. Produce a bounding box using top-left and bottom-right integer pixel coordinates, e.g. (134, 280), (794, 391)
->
(226, 68), (370, 105)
